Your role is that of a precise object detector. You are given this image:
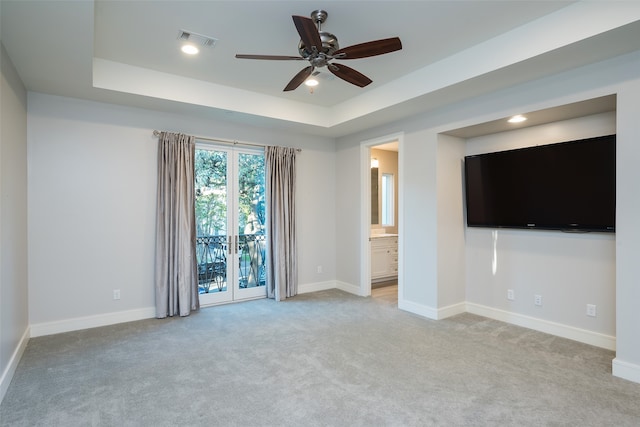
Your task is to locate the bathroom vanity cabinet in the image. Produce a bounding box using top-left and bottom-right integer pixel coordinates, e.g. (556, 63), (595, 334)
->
(371, 235), (398, 282)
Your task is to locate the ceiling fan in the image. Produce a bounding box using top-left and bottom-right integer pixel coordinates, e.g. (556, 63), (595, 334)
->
(235, 10), (402, 91)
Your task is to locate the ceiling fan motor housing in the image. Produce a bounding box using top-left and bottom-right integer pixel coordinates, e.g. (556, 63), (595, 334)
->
(297, 9), (337, 67)
(298, 31), (339, 59)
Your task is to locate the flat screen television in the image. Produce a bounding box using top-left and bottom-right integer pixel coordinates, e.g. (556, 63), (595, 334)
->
(464, 134), (616, 232)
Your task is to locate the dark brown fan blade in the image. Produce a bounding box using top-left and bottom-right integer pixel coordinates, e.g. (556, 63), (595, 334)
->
(283, 66), (314, 91)
(327, 63), (372, 88)
(333, 37), (402, 59)
(292, 15), (322, 52)
(235, 54), (304, 60)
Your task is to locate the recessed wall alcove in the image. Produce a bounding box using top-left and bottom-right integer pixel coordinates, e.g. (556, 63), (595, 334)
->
(436, 94), (617, 350)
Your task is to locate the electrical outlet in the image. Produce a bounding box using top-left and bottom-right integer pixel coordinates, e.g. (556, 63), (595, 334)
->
(113, 289), (121, 300)
(507, 289), (515, 301)
(316, 265), (323, 274)
(534, 294), (543, 306)
(586, 304), (597, 317)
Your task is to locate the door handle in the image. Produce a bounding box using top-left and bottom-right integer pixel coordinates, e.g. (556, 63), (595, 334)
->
(228, 235), (233, 255)
(235, 235), (239, 254)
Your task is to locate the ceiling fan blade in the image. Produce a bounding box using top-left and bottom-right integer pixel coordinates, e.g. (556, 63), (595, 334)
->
(333, 37), (402, 59)
(235, 54), (304, 60)
(292, 15), (323, 52)
(283, 66), (314, 91)
(328, 63), (372, 88)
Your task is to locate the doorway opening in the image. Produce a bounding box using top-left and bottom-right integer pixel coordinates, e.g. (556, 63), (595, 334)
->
(360, 133), (403, 302)
(195, 145), (267, 306)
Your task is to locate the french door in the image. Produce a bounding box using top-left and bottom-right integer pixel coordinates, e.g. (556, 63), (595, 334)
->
(195, 145), (267, 305)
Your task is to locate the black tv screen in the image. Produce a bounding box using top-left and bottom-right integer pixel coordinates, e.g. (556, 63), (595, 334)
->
(464, 134), (616, 232)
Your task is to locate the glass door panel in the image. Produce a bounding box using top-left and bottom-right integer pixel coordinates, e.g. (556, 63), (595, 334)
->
(195, 146), (266, 305)
(196, 148), (231, 305)
(234, 152), (266, 299)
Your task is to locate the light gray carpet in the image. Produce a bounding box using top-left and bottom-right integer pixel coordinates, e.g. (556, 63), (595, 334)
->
(2, 289), (640, 426)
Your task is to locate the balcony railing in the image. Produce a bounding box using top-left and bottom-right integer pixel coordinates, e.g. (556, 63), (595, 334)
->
(196, 233), (266, 294)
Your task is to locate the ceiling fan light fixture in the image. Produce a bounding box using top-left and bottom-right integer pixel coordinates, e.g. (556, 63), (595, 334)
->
(305, 78), (319, 87)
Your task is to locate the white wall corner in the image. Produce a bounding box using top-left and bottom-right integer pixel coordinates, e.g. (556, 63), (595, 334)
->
(466, 302), (616, 351)
(298, 280), (337, 295)
(0, 326), (30, 404)
(399, 299), (466, 320)
(336, 280), (363, 296)
(30, 307), (156, 338)
(612, 358), (640, 385)
(398, 298), (439, 320)
(436, 302), (467, 320)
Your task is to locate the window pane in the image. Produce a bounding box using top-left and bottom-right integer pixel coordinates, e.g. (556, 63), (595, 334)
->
(381, 173), (394, 226)
(237, 152), (266, 289)
(195, 149), (228, 294)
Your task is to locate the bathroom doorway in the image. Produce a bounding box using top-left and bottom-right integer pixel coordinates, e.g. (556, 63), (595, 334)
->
(360, 133), (403, 302)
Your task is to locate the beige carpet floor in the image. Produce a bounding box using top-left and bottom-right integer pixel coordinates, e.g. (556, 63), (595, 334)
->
(2, 289), (640, 426)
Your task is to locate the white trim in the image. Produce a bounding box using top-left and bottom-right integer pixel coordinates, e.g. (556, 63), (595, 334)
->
(400, 299), (617, 349)
(360, 142), (372, 297)
(298, 280), (381, 297)
(466, 302), (616, 350)
(298, 280), (337, 294)
(398, 298), (438, 320)
(612, 358), (640, 384)
(0, 326), (30, 404)
(398, 298), (466, 320)
(336, 280), (363, 296)
(437, 302), (467, 319)
(397, 138), (405, 305)
(30, 307), (156, 338)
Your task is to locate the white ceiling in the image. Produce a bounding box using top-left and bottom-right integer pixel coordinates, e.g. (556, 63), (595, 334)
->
(2, 1), (639, 138)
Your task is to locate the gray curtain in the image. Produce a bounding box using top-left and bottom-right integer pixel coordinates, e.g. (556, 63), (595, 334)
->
(155, 131), (199, 317)
(265, 146), (298, 301)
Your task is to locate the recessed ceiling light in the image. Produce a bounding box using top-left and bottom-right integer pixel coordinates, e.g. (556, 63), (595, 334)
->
(181, 44), (199, 55)
(508, 114), (527, 123)
(305, 78), (319, 87)
(177, 30), (217, 56)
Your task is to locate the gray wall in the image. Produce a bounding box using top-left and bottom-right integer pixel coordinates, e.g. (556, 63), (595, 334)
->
(0, 43), (29, 401)
(614, 77), (640, 380)
(26, 93), (337, 331)
(336, 50), (640, 382)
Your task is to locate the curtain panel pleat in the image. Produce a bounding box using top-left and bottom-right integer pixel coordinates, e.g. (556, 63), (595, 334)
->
(265, 146), (298, 301)
(155, 131), (199, 317)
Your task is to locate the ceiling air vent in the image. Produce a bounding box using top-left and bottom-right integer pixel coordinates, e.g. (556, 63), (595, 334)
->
(177, 30), (218, 48)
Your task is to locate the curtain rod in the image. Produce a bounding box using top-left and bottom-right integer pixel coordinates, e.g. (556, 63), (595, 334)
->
(152, 130), (301, 152)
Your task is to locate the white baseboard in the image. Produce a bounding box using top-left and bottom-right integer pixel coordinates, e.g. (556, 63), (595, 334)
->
(30, 307), (156, 338)
(397, 299), (466, 320)
(298, 280), (337, 294)
(335, 280), (363, 296)
(437, 302), (467, 319)
(398, 298), (438, 319)
(466, 302), (616, 351)
(612, 358), (640, 384)
(298, 280), (363, 296)
(1, 326), (30, 404)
